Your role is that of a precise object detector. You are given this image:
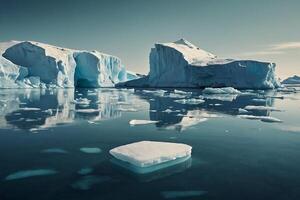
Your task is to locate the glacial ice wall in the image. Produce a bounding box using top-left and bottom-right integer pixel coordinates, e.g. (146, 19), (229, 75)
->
(0, 41), (136, 88)
(121, 39), (280, 89)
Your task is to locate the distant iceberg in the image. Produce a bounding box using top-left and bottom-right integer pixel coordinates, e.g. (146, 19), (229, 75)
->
(281, 75), (300, 84)
(120, 39), (280, 89)
(0, 41), (138, 88)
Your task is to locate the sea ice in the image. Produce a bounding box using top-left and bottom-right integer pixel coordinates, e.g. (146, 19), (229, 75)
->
(174, 98), (205, 105)
(238, 115), (282, 123)
(109, 141), (192, 168)
(202, 87), (241, 94)
(41, 148), (68, 154)
(129, 119), (159, 125)
(244, 105), (281, 111)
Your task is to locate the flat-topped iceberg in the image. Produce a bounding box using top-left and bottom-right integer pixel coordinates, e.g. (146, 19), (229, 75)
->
(120, 39), (280, 89)
(0, 41), (137, 88)
(109, 141), (192, 173)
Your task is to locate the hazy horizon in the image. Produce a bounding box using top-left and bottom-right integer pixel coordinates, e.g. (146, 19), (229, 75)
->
(1, 0), (299, 79)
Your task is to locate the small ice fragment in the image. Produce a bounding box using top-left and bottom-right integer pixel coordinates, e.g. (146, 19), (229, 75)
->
(238, 115), (282, 123)
(244, 105), (281, 111)
(174, 98), (205, 105)
(238, 108), (249, 114)
(202, 87), (241, 94)
(117, 107), (138, 112)
(80, 147), (102, 154)
(161, 190), (207, 199)
(76, 109), (100, 113)
(174, 89), (192, 95)
(71, 98), (91, 105)
(19, 107), (41, 111)
(162, 109), (180, 113)
(77, 167), (93, 175)
(252, 98), (266, 103)
(41, 148), (68, 154)
(109, 141), (192, 168)
(149, 110), (157, 112)
(129, 120), (158, 125)
(5, 169), (57, 180)
(43, 109), (53, 115)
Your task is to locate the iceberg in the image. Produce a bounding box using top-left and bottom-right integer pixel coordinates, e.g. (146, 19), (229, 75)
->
(281, 75), (300, 84)
(109, 141), (192, 170)
(120, 39), (280, 89)
(0, 40), (137, 88)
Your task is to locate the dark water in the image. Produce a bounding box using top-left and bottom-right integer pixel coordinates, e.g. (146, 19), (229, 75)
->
(0, 87), (300, 200)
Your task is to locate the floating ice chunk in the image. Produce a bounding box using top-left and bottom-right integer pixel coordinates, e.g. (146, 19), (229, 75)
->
(244, 105), (281, 111)
(149, 110), (157, 112)
(109, 141), (192, 168)
(19, 107), (41, 111)
(167, 93), (187, 98)
(117, 107), (138, 112)
(71, 98), (91, 105)
(43, 109), (53, 115)
(238, 115), (282, 123)
(174, 89), (192, 95)
(77, 167), (93, 175)
(80, 147), (102, 154)
(76, 109), (100, 113)
(277, 87), (297, 93)
(174, 98), (205, 105)
(162, 109), (180, 113)
(201, 94), (238, 102)
(129, 119), (159, 125)
(41, 148), (68, 154)
(72, 175), (111, 190)
(238, 108), (249, 114)
(202, 87), (241, 94)
(252, 98), (266, 103)
(5, 169), (57, 180)
(161, 190), (207, 199)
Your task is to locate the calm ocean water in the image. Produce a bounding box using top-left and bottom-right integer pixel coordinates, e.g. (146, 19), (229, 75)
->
(0, 87), (300, 200)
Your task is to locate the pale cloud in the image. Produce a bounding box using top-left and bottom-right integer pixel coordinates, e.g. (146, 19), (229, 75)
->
(270, 42), (300, 50)
(240, 50), (284, 56)
(240, 41), (300, 57)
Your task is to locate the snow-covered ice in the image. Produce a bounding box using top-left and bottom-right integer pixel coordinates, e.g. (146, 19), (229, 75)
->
(129, 119), (159, 125)
(109, 141), (192, 168)
(120, 39), (280, 89)
(202, 87), (241, 94)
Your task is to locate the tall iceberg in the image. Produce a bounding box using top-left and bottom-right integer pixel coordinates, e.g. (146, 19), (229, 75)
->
(0, 41), (137, 88)
(120, 39), (280, 89)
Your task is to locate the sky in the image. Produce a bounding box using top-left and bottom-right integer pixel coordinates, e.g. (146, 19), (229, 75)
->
(0, 0), (299, 79)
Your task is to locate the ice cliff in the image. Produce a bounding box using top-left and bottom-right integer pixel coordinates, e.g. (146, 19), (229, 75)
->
(120, 39), (280, 89)
(0, 41), (137, 88)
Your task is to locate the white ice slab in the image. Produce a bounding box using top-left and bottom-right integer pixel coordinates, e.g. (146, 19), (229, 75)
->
(129, 119), (158, 125)
(109, 141), (192, 168)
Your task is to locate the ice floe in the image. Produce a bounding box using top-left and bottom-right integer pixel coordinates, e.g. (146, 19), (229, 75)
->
(202, 87), (241, 94)
(41, 148), (68, 154)
(244, 105), (281, 111)
(77, 167), (93, 175)
(109, 141), (192, 169)
(129, 119), (159, 125)
(238, 115), (282, 123)
(174, 98), (205, 105)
